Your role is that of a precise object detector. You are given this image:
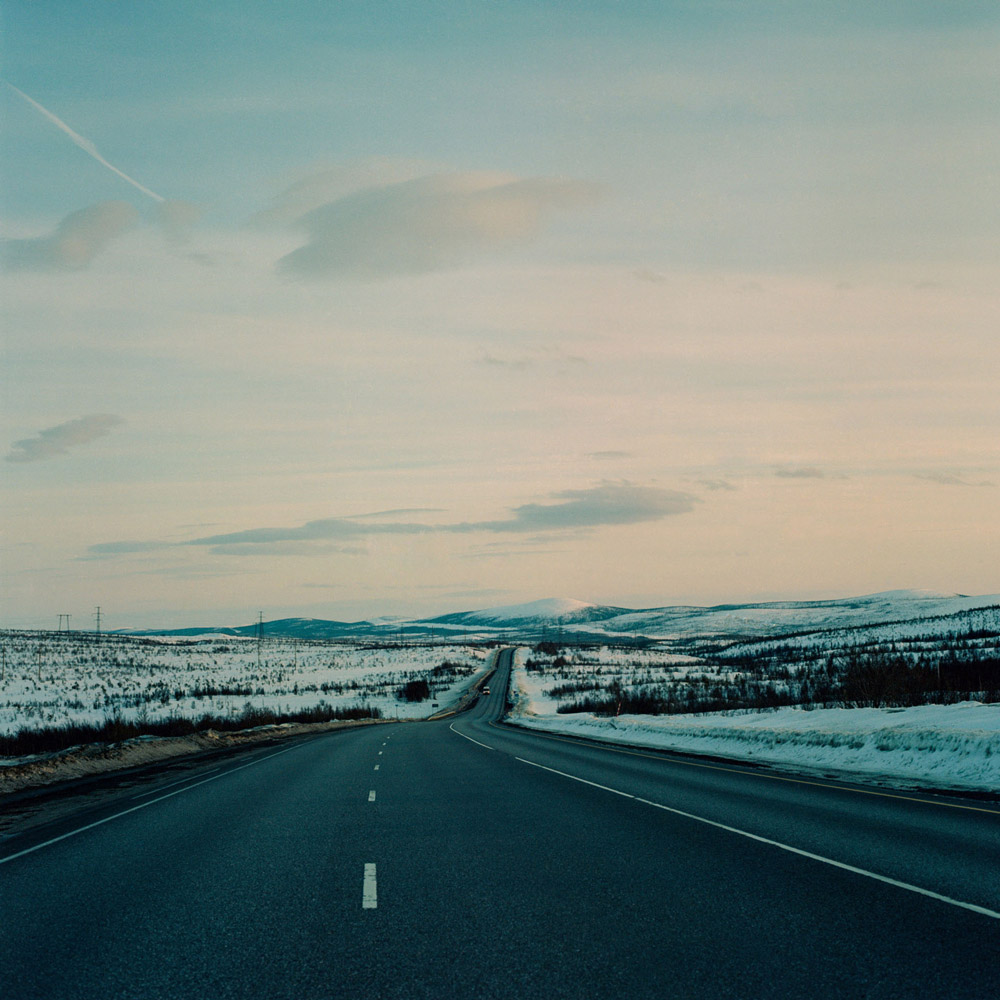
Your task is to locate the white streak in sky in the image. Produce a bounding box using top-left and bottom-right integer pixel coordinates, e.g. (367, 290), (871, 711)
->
(5, 81), (165, 203)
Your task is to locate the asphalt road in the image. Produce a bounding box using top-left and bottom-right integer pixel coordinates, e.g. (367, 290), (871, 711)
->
(1, 648), (998, 999)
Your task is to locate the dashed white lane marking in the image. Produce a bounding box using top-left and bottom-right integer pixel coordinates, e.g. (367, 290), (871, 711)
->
(0, 743), (305, 866)
(448, 722), (495, 751)
(368, 790), (376, 802)
(362, 863), (378, 909)
(515, 756), (1000, 921)
(130, 766), (222, 799)
(374, 764), (380, 770)
(378, 751), (383, 755)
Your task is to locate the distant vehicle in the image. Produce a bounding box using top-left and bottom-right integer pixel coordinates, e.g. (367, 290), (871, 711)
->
(482, 686), (491, 695)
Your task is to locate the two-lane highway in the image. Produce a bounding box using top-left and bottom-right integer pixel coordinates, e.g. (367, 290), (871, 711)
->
(2, 648), (998, 998)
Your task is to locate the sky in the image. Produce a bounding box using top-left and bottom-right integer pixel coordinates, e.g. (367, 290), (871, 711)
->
(2, 1), (998, 629)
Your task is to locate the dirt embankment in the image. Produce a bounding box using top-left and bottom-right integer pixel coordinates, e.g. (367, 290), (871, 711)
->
(0, 717), (387, 798)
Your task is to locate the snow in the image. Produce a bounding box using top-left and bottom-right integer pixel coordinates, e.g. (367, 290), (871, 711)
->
(451, 597), (597, 623)
(598, 591), (1000, 639)
(105, 589), (1000, 643)
(508, 649), (1000, 793)
(860, 588), (963, 601)
(491, 597), (595, 618)
(417, 590), (1000, 639)
(722, 604), (1000, 656)
(0, 634), (490, 740)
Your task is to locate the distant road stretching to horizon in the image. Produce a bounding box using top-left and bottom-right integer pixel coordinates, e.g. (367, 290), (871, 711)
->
(2, 649), (998, 999)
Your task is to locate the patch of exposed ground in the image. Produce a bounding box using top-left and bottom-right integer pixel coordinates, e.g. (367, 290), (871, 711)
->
(0, 717), (386, 797)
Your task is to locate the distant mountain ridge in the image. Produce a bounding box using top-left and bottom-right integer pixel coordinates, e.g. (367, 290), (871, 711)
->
(115, 590), (1000, 643)
(427, 597), (634, 627)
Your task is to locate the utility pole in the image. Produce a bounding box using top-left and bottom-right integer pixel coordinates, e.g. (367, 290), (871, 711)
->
(94, 606), (102, 637)
(37, 644), (45, 681)
(1, 646), (6, 683)
(58, 613), (72, 631)
(257, 611), (264, 667)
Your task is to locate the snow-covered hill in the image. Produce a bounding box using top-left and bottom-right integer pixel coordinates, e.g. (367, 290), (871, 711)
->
(114, 590), (1000, 643)
(427, 597), (632, 628)
(422, 590), (1000, 640)
(594, 590), (1000, 639)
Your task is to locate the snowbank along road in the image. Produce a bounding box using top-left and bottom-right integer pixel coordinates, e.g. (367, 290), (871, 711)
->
(1, 648), (998, 999)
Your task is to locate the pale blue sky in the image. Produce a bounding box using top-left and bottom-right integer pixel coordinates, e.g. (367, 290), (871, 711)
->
(2, 2), (998, 627)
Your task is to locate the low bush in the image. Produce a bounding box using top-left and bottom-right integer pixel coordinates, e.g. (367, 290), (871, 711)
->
(547, 680), (603, 698)
(533, 641), (561, 656)
(396, 678), (431, 702)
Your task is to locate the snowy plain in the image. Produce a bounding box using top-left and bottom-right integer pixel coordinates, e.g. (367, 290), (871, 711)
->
(507, 648), (1000, 793)
(0, 631), (489, 738)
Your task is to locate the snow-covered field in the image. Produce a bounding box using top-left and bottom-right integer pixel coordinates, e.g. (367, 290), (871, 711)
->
(508, 647), (1000, 793)
(720, 604), (1000, 658)
(0, 631), (490, 739)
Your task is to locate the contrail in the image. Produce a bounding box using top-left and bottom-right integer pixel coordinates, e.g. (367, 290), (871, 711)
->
(5, 81), (165, 203)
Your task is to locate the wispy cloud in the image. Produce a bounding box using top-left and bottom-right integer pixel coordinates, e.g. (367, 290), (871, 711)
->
(774, 467), (826, 479)
(185, 519), (425, 548)
(480, 350), (587, 371)
(89, 483), (698, 557)
(6, 414), (125, 463)
(81, 540), (166, 557)
(153, 200), (202, 243)
(479, 353), (532, 371)
(698, 478), (737, 491)
(472, 484), (697, 533)
(632, 268), (667, 283)
(273, 171), (604, 279)
(461, 547), (566, 560)
(915, 472), (995, 488)
(1, 202), (138, 272)
(250, 158), (437, 228)
(208, 542), (366, 557)
(349, 507), (447, 520)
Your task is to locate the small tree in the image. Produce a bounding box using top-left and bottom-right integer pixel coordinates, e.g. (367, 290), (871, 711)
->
(397, 678), (431, 702)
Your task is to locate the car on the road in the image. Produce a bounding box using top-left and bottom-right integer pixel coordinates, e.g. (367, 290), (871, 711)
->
(482, 686), (490, 696)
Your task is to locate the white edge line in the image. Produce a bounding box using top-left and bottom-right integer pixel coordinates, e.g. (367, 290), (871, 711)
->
(362, 862), (377, 909)
(0, 742), (305, 866)
(130, 766), (223, 799)
(514, 756), (1000, 921)
(448, 722), (495, 751)
(368, 790), (376, 802)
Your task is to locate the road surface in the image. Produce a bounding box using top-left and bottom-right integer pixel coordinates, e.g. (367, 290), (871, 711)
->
(2, 648), (998, 998)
